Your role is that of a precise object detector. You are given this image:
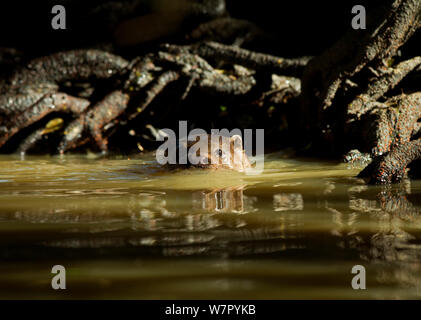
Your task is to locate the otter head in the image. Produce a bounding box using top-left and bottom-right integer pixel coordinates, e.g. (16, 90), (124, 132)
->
(179, 134), (252, 172)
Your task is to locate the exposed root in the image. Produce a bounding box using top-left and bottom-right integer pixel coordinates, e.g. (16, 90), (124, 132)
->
(129, 71), (180, 120)
(359, 92), (421, 157)
(5, 50), (129, 92)
(358, 138), (421, 184)
(0, 93), (90, 148)
(17, 128), (44, 155)
(301, 0), (421, 143)
(167, 42), (311, 77)
(348, 56), (421, 117)
(59, 90), (129, 153)
(319, 0), (421, 110)
(1, 45), (258, 154)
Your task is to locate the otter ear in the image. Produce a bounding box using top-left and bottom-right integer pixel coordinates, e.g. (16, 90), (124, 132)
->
(230, 135), (243, 148)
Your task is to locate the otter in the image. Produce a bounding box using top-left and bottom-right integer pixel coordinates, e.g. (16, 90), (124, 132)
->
(163, 133), (253, 172)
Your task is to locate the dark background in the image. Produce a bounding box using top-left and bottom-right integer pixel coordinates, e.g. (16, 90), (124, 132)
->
(0, 0), (385, 56)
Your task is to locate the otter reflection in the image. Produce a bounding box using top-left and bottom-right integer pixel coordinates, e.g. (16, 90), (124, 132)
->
(3, 185), (306, 258)
(192, 186), (246, 213)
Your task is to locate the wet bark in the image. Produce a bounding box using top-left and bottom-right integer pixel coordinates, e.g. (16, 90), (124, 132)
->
(299, 0), (421, 183)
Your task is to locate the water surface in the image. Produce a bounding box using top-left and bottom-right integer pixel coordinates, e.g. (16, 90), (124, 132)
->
(1, 152), (421, 299)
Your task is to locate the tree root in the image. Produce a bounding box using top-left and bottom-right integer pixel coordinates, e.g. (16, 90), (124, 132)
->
(295, 0), (421, 184)
(0, 92), (90, 148)
(306, 0), (421, 112)
(167, 41), (311, 77)
(348, 56), (421, 118)
(58, 90), (130, 153)
(5, 50), (129, 92)
(300, 0), (421, 144)
(356, 92), (421, 157)
(358, 138), (421, 184)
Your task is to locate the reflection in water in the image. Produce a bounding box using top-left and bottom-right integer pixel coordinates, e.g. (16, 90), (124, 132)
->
(4, 185), (301, 257)
(348, 181), (421, 261)
(192, 186), (247, 213)
(273, 193), (304, 211)
(1, 155), (421, 298)
(329, 180), (421, 298)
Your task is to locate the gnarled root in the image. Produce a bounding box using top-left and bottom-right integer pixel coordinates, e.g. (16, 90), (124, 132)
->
(358, 138), (421, 184)
(58, 90), (130, 153)
(351, 92), (421, 157)
(348, 56), (421, 118)
(299, 0), (421, 153)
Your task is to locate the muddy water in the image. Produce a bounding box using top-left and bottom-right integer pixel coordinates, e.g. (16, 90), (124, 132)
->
(0, 152), (421, 299)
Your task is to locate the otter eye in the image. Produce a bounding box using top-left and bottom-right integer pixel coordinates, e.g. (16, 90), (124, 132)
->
(215, 149), (224, 157)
